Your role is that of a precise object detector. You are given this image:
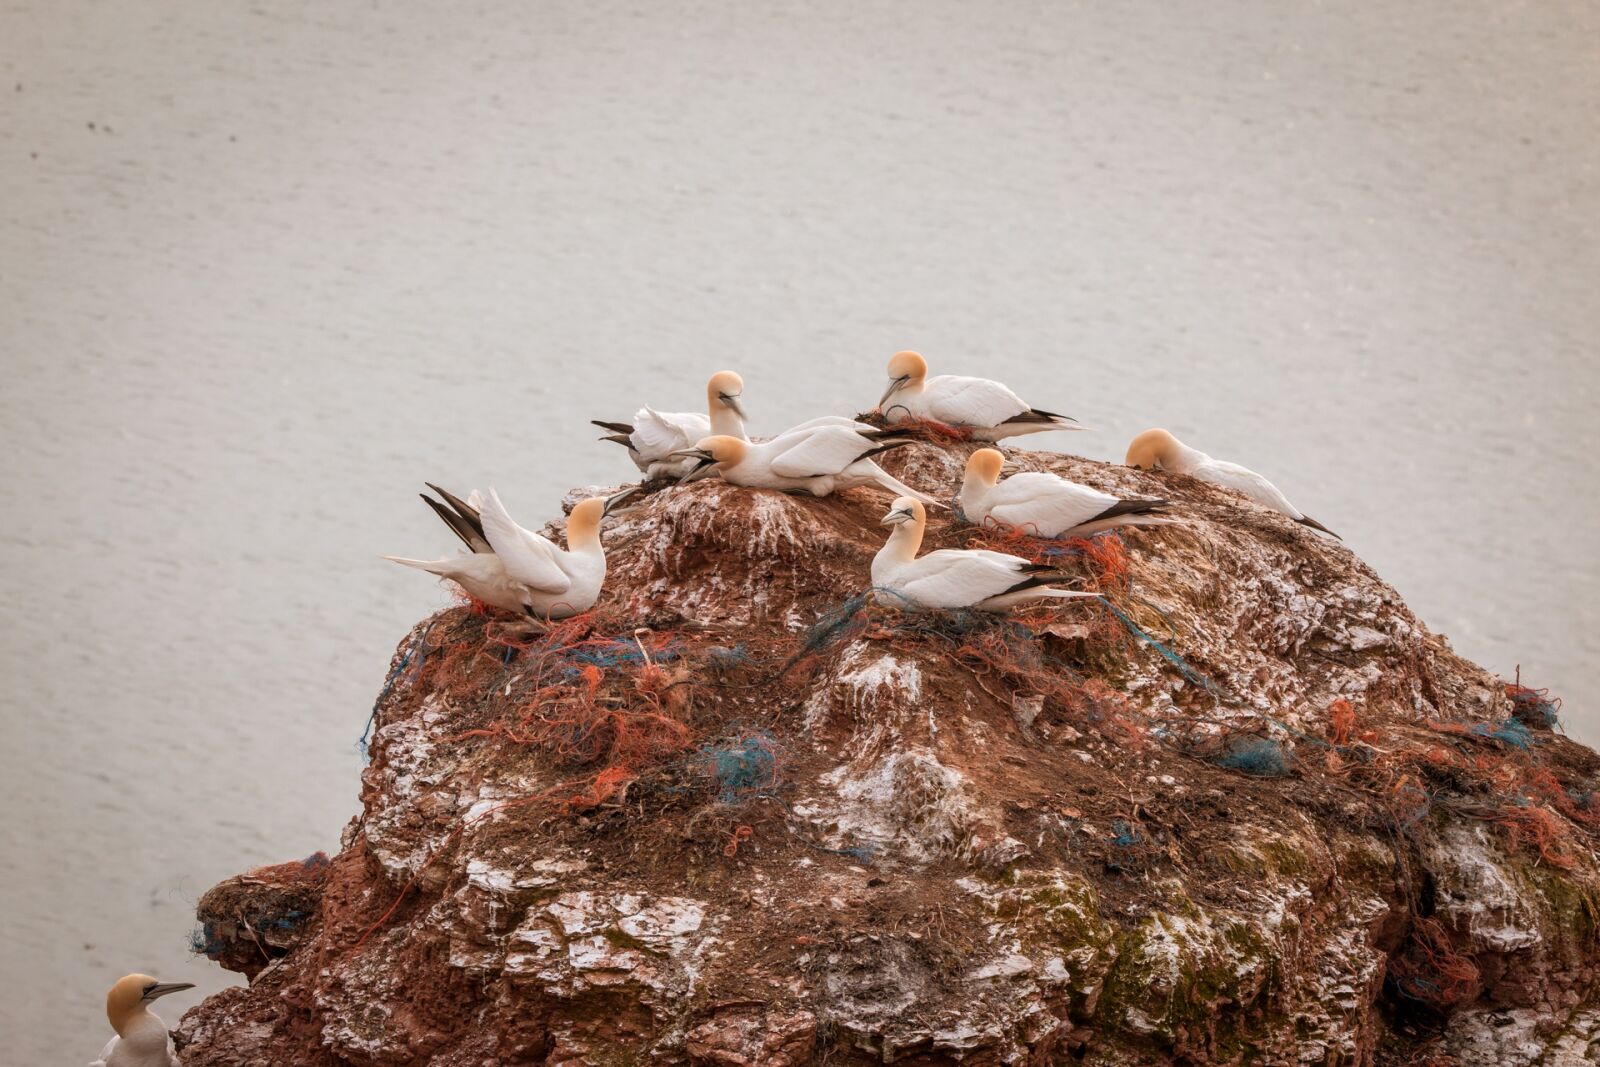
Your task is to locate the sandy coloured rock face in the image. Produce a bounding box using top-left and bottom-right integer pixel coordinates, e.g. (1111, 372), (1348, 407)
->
(177, 442), (1600, 1066)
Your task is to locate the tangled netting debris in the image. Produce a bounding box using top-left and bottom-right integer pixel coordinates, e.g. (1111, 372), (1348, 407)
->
(353, 514), (1585, 1017)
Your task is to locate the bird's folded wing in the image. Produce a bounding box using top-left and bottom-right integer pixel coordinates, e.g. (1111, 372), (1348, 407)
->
(765, 426), (872, 477)
(987, 476), (1113, 533)
(925, 376), (1027, 426)
(784, 414), (879, 434)
(479, 489), (571, 593)
(631, 407), (710, 457)
(1198, 460), (1297, 515)
(897, 551), (1019, 606)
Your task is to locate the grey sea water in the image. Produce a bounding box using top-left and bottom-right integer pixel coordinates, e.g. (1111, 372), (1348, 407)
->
(2, 2), (1596, 1059)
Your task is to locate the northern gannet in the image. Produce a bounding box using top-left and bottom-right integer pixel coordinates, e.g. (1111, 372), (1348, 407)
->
(90, 974), (193, 1067)
(385, 484), (631, 617)
(876, 351), (1083, 440)
(959, 449), (1172, 538)
(1125, 428), (1339, 538)
(673, 427), (940, 505)
(592, 371), (748, 479)
(872, 497), (1100, 610)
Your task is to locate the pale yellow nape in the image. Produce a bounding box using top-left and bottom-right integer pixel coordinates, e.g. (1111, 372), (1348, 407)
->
(1125, 428), (1182, 470)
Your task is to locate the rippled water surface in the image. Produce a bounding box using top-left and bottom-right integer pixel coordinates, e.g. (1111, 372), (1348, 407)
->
(3, 2), (1596, 1059)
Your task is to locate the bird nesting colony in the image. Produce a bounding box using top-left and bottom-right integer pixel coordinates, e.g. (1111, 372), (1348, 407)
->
(174, 355), (1600, 1066)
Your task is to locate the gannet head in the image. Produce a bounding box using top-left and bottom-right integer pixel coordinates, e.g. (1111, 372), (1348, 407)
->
(1126, 428), (1184, 471)
(965, 448), (1006, 488)
(106, 974), (194, 1034)
(879, 350), (929, 408)
(563, 496), (610, 549)
(880, 496), (925, 526)
(672, 435), (747, 483)
(706, 370), (746, 420)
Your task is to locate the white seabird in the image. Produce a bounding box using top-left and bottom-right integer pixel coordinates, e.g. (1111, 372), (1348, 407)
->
(673, 427), (940, 505)
(385, 484), (631, 618)
(90, 974), (193, 1067)
(593, 370), (749, 479)
(959, 448), (1173, 538)
(875, 350), (1083, 440)
(872, 497), (1100, 611)
(1125, 428), (1339, 538)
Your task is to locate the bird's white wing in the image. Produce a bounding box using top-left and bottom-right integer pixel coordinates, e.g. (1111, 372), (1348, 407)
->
(1196, 459), (1300, 518)
(922, 375), (1029, 426)
(764, 426), (875, 478)
(478, 489), (571, 593)
(782, 414), (879, 434)
(895, 550), (1028, 608)
(985, 473), (1116, 534)
(630, 407), (711, 459)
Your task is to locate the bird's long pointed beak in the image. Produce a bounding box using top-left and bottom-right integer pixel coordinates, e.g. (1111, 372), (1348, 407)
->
(677, 455), (720, 484)
(602, 486), (643, 517)
(720, 393), (747, 420)
(144, 982), (195, 1001)
(1000, 460), (1022, 475)
(879, 507), (913, 526)
(877, 376), (908, 409)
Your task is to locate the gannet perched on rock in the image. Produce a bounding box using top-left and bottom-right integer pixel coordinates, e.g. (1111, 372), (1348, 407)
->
(592, 370), (749, 479)
(674, 427), (940, 505)
(876, 351), (1083, 440)
(959, 449), (1173, 538)
(872, 497), (1100, 610)
(90, 974), (192, 1067)
(385, 484), (632, 618)
(1125, 428), (1339, 538)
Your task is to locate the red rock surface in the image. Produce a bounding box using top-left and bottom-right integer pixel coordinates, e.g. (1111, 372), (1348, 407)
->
(177, 442), (1600, 1066)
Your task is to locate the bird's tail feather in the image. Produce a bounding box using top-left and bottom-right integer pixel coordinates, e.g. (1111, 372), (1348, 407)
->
(1064, 514), (1180, 538)
(1296, 515), (1342, 539)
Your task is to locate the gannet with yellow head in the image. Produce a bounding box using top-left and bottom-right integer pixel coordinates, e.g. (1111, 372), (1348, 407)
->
(959, 448), (1173, 537)
(876, 351), (1084, 440)
(90, 974), (193, 1067)
(385, 485), (635, 618)
(592, 370), (749, 480)
(1125, 428), (1339, 537)
(673, 425), (940, 504)
(872, 497), (1100, 610)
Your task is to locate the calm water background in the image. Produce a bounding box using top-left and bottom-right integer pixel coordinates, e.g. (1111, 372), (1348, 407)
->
(3, 2), (1596, 1059)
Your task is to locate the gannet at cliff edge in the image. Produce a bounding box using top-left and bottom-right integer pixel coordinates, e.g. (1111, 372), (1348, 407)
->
(959, 449), (1173, 538)
(872, 497), (1100, 611)
(385, 484), (631, 617)
(1125, 428), (1339, 538)
(673, 426), (941, 505)
(592, 371), (748, 479)
(90, 974), (193, 1067)
(876, 351), (1083, 440)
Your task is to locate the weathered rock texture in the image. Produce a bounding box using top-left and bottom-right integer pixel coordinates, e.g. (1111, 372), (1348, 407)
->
(178, 442), (1599, 1066)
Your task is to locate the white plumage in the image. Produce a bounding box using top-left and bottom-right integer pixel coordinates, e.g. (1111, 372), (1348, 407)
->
(594, 370), (748, 479)
(385, 486), (616, 618)
(876, 350), (1082, 440)
(872, 497), (1099, 611)
(91, 976), (191, 1067)
(1125, 429), (1338, 538)
(675, 428), (941, 505)
(959, 449), (1173, 538)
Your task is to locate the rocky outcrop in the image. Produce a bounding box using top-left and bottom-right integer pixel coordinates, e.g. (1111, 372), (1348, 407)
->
(176, 441), (1599, 1065)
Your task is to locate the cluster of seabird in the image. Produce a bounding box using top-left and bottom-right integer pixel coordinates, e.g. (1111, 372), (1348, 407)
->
(93, 352), (1339, 1061)
(386, 349), (1338, 619)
